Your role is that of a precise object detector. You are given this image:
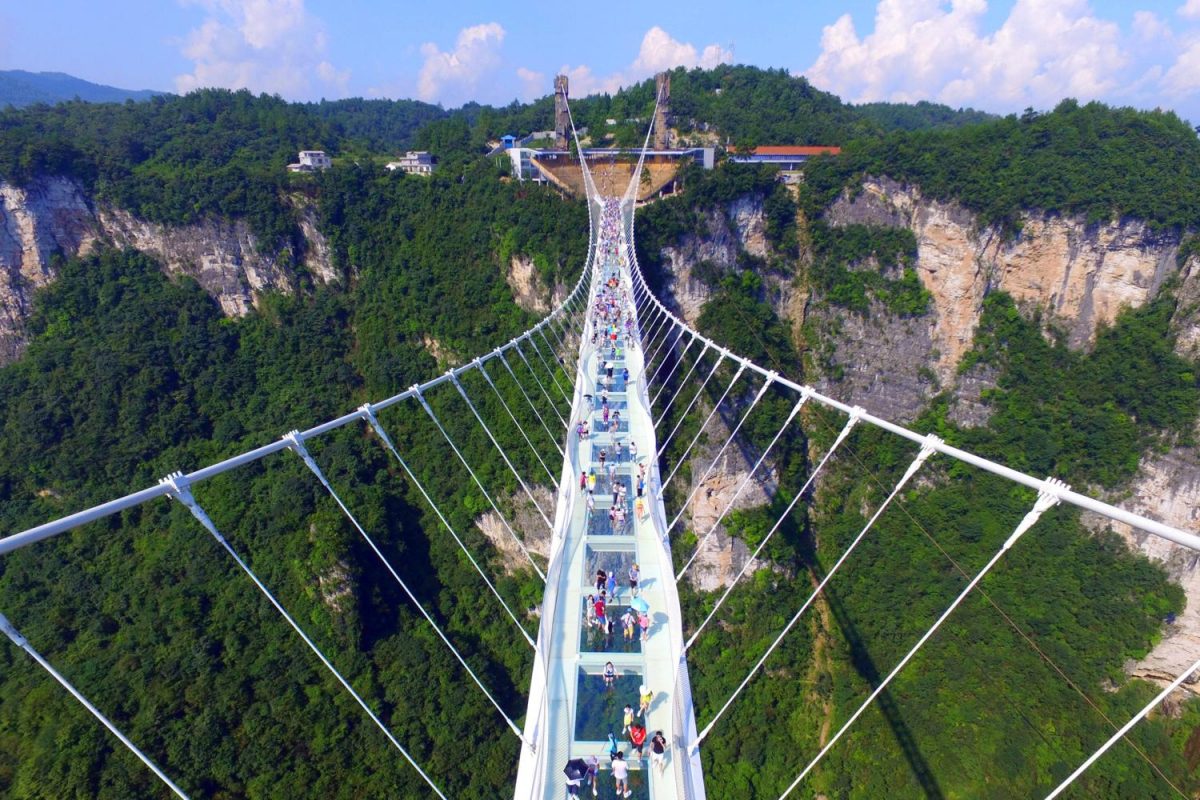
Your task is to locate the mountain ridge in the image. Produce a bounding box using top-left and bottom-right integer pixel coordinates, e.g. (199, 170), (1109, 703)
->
(0, 69), (164, 108)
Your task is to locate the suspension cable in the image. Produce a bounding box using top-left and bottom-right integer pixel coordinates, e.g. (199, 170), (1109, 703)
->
(1045, 655), (1200, 799)
(450, 373), (555, 532)
(654, 343), (711, 429)
(359, 411), (535, 648)
(667, 374), (775, 535)
(527, 331), (572, 407)
(477, 359), (560, 488)
(650, 333), (697, 406)
(685, 408), (860, 650)
(662, 363), (748, 490)
(694, 435), (941, 748)
(413, 387), (546, 582)
(0, 611), (191, 799)
(777, 478), (1068, 798)
(646, 321), (683, 375)
(160, 473), (450, 799)
(282, 429), (528, 743)
(514, 342), (568, 428)
(498, 350), (565, 457)
(659, 352), (726, 451)
(676, 391), (806, 580)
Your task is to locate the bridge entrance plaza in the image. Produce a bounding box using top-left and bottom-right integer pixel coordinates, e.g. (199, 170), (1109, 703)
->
(514, 194), (705, 799)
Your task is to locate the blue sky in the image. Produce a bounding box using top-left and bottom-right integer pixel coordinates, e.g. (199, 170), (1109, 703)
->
(3, 1), (1200, 122)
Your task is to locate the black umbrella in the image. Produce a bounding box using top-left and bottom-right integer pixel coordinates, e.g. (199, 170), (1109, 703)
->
(563, 758), (589, 781)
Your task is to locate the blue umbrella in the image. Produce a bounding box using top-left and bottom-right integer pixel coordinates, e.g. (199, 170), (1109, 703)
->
(630, 596), (649, 614)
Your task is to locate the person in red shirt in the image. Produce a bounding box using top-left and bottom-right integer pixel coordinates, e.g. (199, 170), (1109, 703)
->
(594, 595), (607, 629)
(629, 720), (647, 761)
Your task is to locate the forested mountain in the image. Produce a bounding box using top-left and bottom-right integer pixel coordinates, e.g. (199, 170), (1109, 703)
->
(0, 70), (163, 109)
(2, 65), (1200, 799)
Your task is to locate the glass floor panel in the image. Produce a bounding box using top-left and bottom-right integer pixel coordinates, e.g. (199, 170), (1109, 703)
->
(589, 398), (628, 412)
(573, 766), (650, 799)
(589, 509), (633, 537)
(579, 603), (643, 654)
(584, 547), (637, 584)
(575, 666), (643, 742)
(591, 444), (633, 464)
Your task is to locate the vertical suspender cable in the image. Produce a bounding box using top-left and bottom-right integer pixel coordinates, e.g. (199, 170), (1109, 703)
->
(0, 612), (191, 799)
(777, 478), (1068, 798)
(282, 430), (529, 744)
(693, 435), (942, 749)
(359, 415), (536, 648)
(413, 388), (547, 582)
(159, 473), (450, 800)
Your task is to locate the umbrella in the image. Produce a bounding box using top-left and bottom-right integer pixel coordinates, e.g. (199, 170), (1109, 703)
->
(563, 758), (589, 781)
(630, 596), (650, 614)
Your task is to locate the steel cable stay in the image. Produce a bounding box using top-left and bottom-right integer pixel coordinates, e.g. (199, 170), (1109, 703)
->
(649, 330), (696, 401)
(413, 385), (547, 582)
(797, 402), (1189, 799)
(0, 612), (191, 799)
(513, 342), (568, 429)
(281, 429), (529, 745)
(654, 342), (711, 430)
(685, 407), (861, 650)
(658, 351), (727, 455)
(666, 374), (775, 536)
(526, 329), (572, 406)
(1045, 655), (1200, 800)
(361, 406), (536, 647)
(159, 472), (450, 800)
(776, 477), (1069, 799)
(477, 359), (560, 489)
(531, 327), (574, 404)
(675, 390), (807, 581)
(646, 318), (685, 374)
(691, 434), (941, 751)
(450, 372), (556, 533)
(661, 363), (748, 491)
(497, 350), (565, 459)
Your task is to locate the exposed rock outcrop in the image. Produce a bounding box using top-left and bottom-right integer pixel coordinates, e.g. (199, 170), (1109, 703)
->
(1082, 447), (1200, 694)
(506, 254), (566, 315)
(474, 485), (555, 575)
(657, 195), (767, 325)
(678, 396), (776, 592)
(0, 176), (335, 362)
(827, 177), (1181, 383)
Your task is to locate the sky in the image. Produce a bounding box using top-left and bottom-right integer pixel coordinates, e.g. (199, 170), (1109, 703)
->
(4, 1), (1200, 122)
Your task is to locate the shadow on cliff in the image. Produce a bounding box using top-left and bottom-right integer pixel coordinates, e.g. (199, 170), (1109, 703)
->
(815, 572), (946, 799)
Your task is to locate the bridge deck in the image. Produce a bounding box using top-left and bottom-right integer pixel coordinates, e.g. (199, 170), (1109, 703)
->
(516, 199), (702, 799)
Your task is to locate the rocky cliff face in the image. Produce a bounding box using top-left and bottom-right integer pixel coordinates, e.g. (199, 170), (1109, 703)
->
(827, 177), (1181, 382)
(506, 254), (567, 316)
(0, 176), (334, 362)
(657, 195), (768, 326)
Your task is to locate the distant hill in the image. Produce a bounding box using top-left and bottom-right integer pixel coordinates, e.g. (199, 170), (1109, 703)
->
(0, 70), (164, 108)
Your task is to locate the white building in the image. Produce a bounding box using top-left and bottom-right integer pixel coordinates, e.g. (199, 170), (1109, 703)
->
(287, 150), (332, 172)
(385, 151), (436, 175)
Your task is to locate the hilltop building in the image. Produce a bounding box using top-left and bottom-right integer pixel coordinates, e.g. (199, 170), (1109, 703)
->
(386, 151), (436, 175)
(287, 150), (331, 172)
(728, 145), (842, 182)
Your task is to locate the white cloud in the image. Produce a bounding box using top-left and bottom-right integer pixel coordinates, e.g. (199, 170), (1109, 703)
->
(1180, 0), (1200, 20)
(529, 26), (732, 98)
(516, 66), (546, 101)
(416, 22), (506, 105)
(805, 0), (1127, 112)
(174, 0), (348, 99)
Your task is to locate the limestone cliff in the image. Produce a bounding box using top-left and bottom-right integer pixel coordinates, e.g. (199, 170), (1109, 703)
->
(0, 176), (334, 362)
(506, 254), (567, 315)
(826, 177), (1181, 382)
(657, 195), (768, 326)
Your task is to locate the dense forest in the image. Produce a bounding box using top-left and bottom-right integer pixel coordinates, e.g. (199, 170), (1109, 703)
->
(2, 65), (1200, 798)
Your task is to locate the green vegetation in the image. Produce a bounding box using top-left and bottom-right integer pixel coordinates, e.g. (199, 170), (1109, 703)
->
(633, 133), (1200, 797)
(808, 222), (930, 317)
(3, 64), (1200, 800)
(803, 99), (1200, 234)
(0, 126), (583, 796)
